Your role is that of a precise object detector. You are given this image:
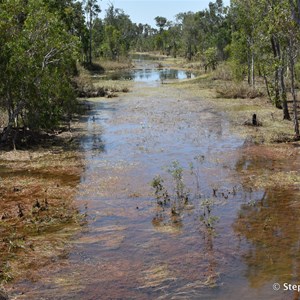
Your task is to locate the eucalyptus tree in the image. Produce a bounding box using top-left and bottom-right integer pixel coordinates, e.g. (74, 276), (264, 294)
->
(84, 0), (101, 64)
(176, 12), (200, 60)
(167, 23), (181, 57)
(155, 16), (167, 33)
(102, 5), (136, 59)
(230, 0), (259, 87)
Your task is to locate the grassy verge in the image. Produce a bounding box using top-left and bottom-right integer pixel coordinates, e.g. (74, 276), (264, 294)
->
(173, 70), (296, 144)
(74, 61), (132, 98)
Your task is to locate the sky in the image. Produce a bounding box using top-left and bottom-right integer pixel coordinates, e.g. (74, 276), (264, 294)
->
(98, 0), (231, 27)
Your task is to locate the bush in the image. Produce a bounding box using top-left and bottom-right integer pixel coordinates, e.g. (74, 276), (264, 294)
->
(211, 63), (233, 81)
(216, 83), (265, 99)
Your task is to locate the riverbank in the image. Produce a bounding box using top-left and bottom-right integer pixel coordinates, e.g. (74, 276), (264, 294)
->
(0, 113), (89, 288)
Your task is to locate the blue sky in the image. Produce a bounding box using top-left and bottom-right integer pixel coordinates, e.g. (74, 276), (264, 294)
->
(98, 0), (231, 27)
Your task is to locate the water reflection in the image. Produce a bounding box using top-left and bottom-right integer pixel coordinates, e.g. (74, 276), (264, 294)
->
(82, 113), (106, 155)
(100, 68), (195, 82)
(233, 150), (300, 292)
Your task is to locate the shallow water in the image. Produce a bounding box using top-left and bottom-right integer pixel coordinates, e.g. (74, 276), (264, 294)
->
(9, 65), (300, 299)
(98, 68), (195, 83)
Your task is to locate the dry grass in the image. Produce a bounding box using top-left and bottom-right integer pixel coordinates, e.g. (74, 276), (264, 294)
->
(93, 58), (133, 71)
(74, 64), (132, 98)
(0, 116), (88, 284)
(216, 82), (265, 99)
(211, 63), (233, 81)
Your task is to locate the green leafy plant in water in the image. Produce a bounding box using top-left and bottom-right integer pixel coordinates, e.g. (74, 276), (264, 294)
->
(150, 159), (222, 234)
(200, 198), (220, 234)
(150, 175), (170, 206)
(166, 160), (189, 203)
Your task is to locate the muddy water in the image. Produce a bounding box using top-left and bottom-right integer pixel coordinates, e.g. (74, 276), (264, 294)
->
(10, 68), (300, 299)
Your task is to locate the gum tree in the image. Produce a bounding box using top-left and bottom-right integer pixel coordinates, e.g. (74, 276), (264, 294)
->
(84, 0), (101, 64)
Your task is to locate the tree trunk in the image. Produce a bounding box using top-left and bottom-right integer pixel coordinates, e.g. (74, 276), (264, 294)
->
(270, 35), (290, 116)
(273, 67), (282, 108)
(289, 38), (300, 138)
(270, 36), (281, 107)
(251, 52), (255, 87)
(279, 61), (291, 120)
(247, 51), (251, 85)
(89, 10), (92, 65)
(1, 100), (25, 143)
(187, 44), (192, 61)
(263, 74), (272, 101)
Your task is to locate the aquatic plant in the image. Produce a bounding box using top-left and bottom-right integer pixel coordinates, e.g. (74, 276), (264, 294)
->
(166, 160), (189, 203)
(150, 175), (170, 206)
(200, 199), (220, 234)
(151, 159), (220, 235)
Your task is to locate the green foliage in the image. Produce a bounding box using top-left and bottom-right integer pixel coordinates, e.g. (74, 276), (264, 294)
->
(166, 161), (188, 201)
(0, 0), (80, 140)
(203, 47), (219, 71)
(155, 16), (167, 32)
(226, 32), (247, 82)
(150, 175), (170, 206)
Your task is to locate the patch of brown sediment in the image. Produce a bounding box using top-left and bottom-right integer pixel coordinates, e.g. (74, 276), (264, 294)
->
(234, 143), (300, 190)
(0, 118), (87, 285)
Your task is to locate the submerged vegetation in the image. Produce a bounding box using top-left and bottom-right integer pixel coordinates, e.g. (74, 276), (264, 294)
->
(151, 160), (221, 236)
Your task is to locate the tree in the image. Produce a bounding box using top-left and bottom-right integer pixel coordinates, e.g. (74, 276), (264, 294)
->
(0, 0), (80, 145)
(155, 16), (167, 33)
(230, 0), (259, 87)
(176, 12), (199, 60)
(102, 5), (136, 59)
(84, 0), (101, 64)
(230, 0), (293, 120)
